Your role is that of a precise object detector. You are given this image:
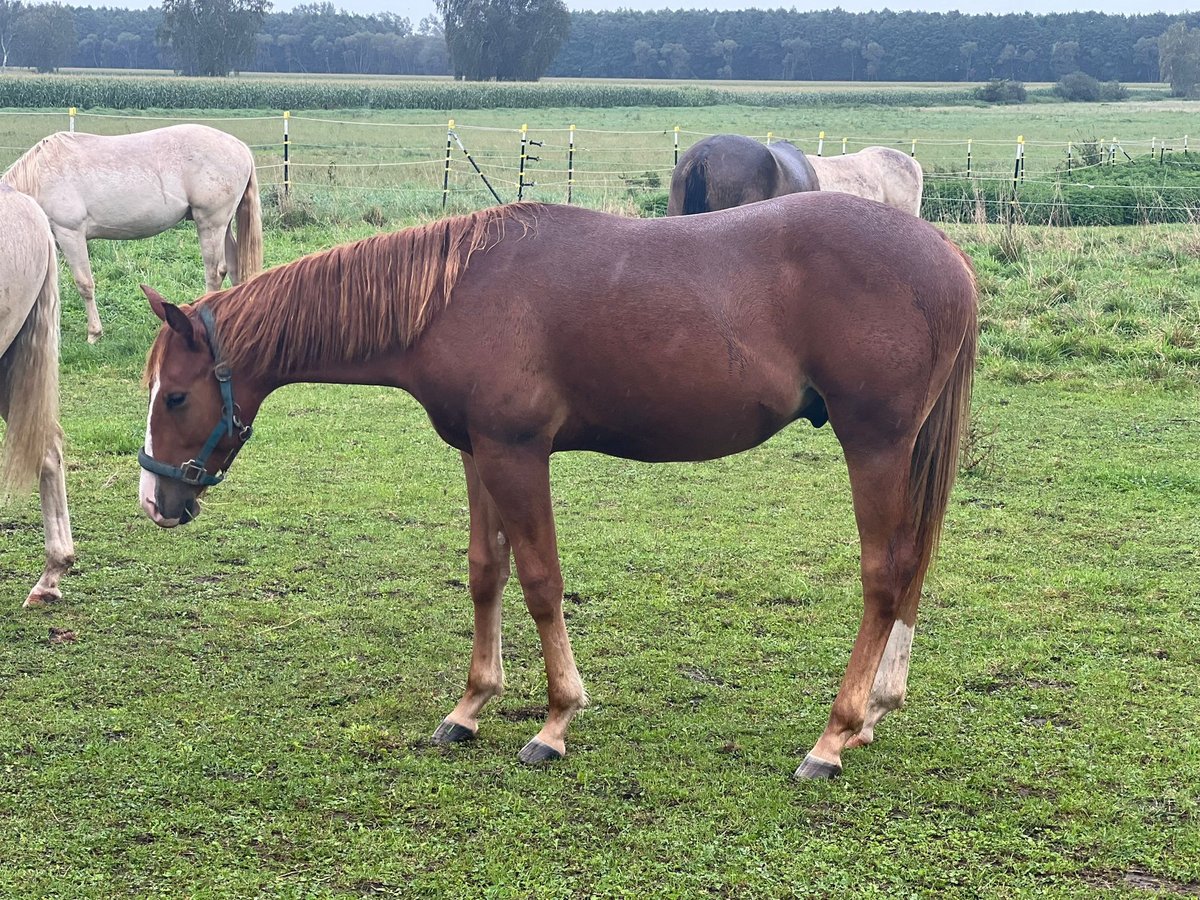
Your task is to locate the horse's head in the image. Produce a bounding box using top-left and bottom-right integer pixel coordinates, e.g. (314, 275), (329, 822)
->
(139, 285), (254, 528)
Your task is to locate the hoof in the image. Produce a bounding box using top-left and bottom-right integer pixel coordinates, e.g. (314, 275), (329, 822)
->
(23, 587), (61, 609)
(794, 754), (843, 780)
(87, 331), (102, 345)
(431, 718), (476, 745)
(518, 737), (563, 766)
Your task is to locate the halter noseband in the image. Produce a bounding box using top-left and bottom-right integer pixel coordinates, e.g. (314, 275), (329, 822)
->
(138, 305), (253, 488)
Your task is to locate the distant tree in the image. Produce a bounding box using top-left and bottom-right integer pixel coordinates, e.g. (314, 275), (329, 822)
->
(841, 37), (858, 79)
(159, 0), (270, 76)
(15, 2), (75, 72)
(712, 38), (735, 78)
(0, 0), (23, 69)
(1159, 21), (1200, 96)
(1021, 48), (1036, 79)
(862, 40), (884, 80)
(781, 36), (810, 80)
(658, 41), (689, 78)
(439, 0), (569, 81)
(958, 40), (977, 80)
(996, 42), (1017, 79)
(116, 30), (140, 67)
(1134, 35), (1159, 81)
(631, 38), (657, 77)
(1050, 40), (1079, 77)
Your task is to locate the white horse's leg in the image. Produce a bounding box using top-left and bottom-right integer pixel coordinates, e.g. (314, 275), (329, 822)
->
(195, 217), (229, 291)
(24, 436), (74, 609)
(52, 226), (102, 343)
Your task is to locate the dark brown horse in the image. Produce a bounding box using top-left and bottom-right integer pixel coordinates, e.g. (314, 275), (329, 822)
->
(667, 134), (820, 215)
(138, 193), (977, 779)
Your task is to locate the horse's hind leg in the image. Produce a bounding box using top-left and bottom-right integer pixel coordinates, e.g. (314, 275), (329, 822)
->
(468, 437), (587, 764)
(52, 226), (102, 343)
(432, 452), (510, 745)
(24, 436), (74, 609)
(797, 443), (922, 779)
(195, 217), (229, 291)
(223, 222), (239, 286)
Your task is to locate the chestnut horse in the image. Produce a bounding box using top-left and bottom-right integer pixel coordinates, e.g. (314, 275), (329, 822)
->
(4, 124), (262, 343)
(0, 185), (74, 608)
(138, 194), (977, 779)
(667, 134), (820, 215)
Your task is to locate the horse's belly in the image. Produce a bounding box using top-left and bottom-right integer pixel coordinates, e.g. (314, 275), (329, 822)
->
(556, 385), (812, 463)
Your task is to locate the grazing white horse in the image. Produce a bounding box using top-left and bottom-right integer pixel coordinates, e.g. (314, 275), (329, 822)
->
(0, 185), (74, 608)
(3, 124), (262, 343)
(809, 146), (924, 216)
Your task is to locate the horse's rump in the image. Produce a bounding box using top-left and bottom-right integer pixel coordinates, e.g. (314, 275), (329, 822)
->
(0, 189), (60, 498)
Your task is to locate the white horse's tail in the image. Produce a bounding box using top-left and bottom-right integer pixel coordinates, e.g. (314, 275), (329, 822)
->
(0, 235), (60, 500)
(235, 165), (263, 283)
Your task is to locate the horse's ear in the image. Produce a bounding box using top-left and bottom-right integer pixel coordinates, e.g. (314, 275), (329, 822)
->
(141, 285), (198, 349)
(142, 284), (171, 322)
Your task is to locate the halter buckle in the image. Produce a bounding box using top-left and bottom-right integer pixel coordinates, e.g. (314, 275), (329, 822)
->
(213, 362), (233, 382)
(179, 459), (210, 485)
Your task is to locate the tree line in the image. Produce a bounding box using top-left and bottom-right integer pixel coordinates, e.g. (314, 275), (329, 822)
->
(1, 0), (1199, 88)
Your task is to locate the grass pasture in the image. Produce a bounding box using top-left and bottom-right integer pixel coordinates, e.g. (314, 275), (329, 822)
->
(2, 84), (1200, 221)
(0, 81), (1199, 894)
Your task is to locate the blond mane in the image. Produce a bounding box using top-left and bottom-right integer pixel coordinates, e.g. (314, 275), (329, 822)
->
(1, 134), (69, 196)
(146, 204), (533, 383)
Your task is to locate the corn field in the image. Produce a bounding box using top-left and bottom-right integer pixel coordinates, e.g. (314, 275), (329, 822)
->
(0, 74), (982, 111)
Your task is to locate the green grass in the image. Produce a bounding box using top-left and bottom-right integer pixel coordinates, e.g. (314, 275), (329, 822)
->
(3, 89), (1200, 218)
(1, 214), (1199, 895)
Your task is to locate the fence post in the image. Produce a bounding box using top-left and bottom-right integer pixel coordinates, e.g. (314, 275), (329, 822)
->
(766, 131), (772, 145)
(817, 131), (824, 157)
(966, 138), (972, 178)
(1012, 135), (1024, 194)
(567, 124), (575, 205)
(517, 124), (528, 201)
(674, 125), (680, 166)
(1067, 141), (1072, 175)
(1186, 134), (1190, 154)
(911, 138), (917, 158)
(282, 110), (290, 199)
(68, 106), (76, 133)
(842, 136), (848, 155)
(442, 118), (454, 210)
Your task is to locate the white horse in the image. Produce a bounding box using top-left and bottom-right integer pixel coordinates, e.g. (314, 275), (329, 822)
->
(0, 185), (74, 608)
(3, 123), (263, 343)
(809, 146), (924, 217)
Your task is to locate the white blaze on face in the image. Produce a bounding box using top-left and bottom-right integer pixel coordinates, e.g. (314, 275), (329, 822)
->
(139, 377), (160, 520)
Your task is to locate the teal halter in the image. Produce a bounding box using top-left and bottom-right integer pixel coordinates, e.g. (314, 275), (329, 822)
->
(138, 305), (253, 488)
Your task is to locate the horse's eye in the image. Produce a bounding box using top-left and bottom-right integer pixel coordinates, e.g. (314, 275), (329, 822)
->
(165, 392), (187, 410)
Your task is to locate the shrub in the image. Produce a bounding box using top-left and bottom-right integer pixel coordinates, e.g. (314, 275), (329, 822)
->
(974, 79), (1027, 104)
(1100, 79), (1129, 101)
(1056, 72), (1102, 102)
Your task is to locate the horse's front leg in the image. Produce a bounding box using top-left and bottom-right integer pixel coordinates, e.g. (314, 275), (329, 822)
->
(51, 226), (102, 343)
(24, 438), (74, 609)
(432, 452), (510, 744)
(798, 444), (922, 779)
(469, 436), (587, 764)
